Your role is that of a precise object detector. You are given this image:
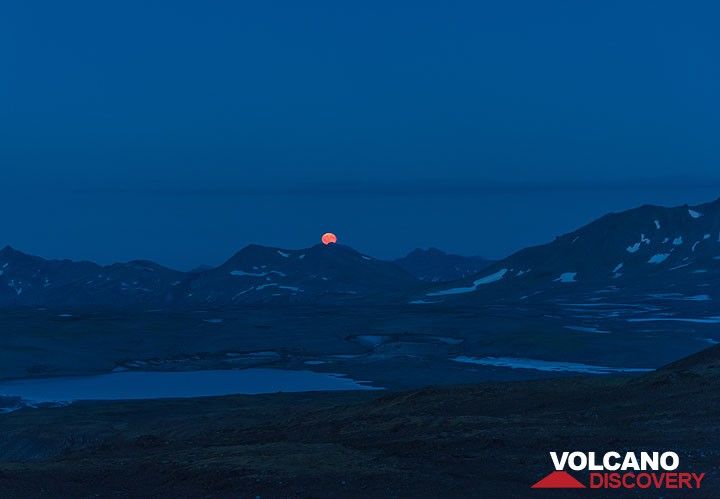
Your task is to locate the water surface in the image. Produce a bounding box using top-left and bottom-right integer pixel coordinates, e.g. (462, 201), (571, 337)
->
(0, 368), (380, 404)
(452, 356), (653, 374)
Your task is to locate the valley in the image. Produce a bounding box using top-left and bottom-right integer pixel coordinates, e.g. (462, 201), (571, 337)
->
(0, 293), (715, 405)
(2, 198), (720, 496)
(1, 345), (720, 498)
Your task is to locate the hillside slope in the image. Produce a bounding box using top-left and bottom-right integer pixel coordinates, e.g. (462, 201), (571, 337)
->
(419, 198), (720, 304)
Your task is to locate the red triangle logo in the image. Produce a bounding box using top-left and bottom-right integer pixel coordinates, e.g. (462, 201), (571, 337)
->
(531, 471), (586, 489)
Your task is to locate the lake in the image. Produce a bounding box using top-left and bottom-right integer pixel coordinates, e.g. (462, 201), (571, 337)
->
(0, 368), (380, 404)
(452, 356), (653, 374)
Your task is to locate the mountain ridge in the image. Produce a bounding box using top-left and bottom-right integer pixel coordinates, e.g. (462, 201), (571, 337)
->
(0, 242), (421, 308)
(394, 247), (494, 282)
(3, 196), (720, 309)
(419, 197), (720, 303)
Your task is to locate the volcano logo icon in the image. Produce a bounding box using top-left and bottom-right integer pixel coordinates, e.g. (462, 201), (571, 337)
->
(531, 471), (586, 489)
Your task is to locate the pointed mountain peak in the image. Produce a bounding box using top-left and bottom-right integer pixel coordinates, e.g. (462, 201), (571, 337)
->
(308, 242), (358, 254)
(0, 245), (38, 262)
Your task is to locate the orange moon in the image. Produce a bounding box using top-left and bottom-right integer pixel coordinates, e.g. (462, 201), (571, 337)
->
(321, 232), (337, 245)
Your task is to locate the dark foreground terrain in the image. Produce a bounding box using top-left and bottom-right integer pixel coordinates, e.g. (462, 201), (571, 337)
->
(0, 302), (714, 390)
(1, 346), (720, 498)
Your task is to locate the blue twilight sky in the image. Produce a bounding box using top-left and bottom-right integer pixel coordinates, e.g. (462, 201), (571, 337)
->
(1, 1), (719, 269)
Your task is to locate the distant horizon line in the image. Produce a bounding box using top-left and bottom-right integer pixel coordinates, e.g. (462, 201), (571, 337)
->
(0, 243), (493, 273)
(55, 176), (720, 197)
(1, 187), (718, 271)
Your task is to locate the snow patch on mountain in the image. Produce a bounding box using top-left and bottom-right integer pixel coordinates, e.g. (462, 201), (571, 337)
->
(231, 270), (267, 277)
(256, 283), (301, 292)
(648, 253), (670, 264)
(427, 268), (508, 296)
(554, 272), (577, 283)
(626, 234), (650, 253)
(628, 316), (720, 324)
(230, 270), (286, 278)
(688, 209), (702, 218)
(564, 325), (610, 334)
(7, 280), (22, 295)
(670, 263), (691, 270)
(473, 268), (508, 285)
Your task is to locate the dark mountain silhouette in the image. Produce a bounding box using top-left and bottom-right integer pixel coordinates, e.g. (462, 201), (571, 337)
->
(419, 198), (720, 303)
(0, 246), (183, 308)
(2, 197), (720, 309)
(177, 243), (419, 306)
(0, 243), (419, 308)
(658, 343), (720, 375)
(394, 248), (493, 282)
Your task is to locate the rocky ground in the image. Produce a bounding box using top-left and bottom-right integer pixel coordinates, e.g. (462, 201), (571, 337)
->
(1, 346), (719, 498)
(0, 303), (710, 389)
